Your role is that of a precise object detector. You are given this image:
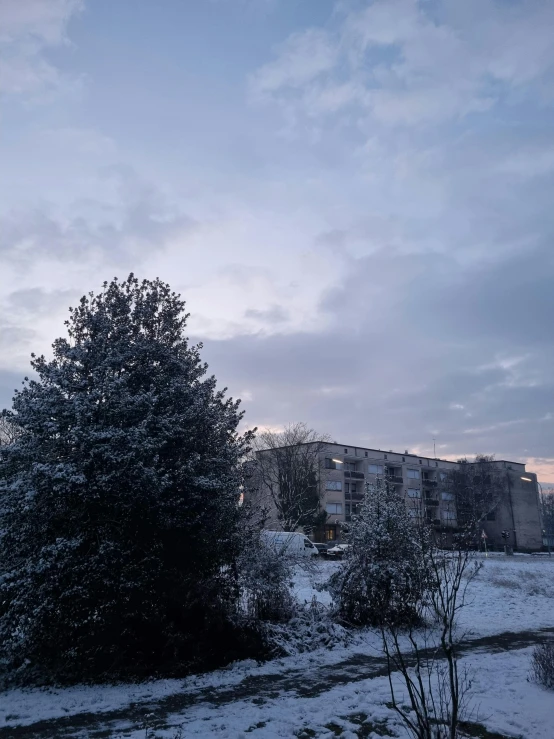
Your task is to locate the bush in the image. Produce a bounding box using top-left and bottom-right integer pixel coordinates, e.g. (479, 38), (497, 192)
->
(238, 533), (296, 623)
(531, 641), (554, 689)
(265, 597), (352, 656)
(330, 478), (435, 627)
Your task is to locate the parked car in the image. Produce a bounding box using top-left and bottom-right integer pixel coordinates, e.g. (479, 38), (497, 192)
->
(313, 542), (329, 556)
(326, 543), (350, 558)
(260, 530), (319, 558)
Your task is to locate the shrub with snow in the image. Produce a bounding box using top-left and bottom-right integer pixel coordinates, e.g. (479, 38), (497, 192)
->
(237, 529), (296, 623)
(264, 596), (352, 656)
(329, 477), (434, 627)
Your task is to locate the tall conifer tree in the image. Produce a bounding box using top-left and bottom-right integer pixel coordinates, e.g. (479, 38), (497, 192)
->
(0, 275), (253, 680)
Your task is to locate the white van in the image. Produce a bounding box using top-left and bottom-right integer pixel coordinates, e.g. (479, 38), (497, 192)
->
(261, 530), (319, 558)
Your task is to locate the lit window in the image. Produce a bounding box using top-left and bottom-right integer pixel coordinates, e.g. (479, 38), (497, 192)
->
(408, 488), (421, 498)
(326, 480), (342, 491)
(369, 464), (384, 474)
(441, 492), (454, 501)
(326, 503), (343, 514)
(407, 469), (420, 479)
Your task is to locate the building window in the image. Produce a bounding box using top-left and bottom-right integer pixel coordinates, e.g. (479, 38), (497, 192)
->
(442, 510), (456, 521)
(408, 508), (420, 518)
(402, 456), (405, 462)
(407, 469), (420, 479)
(369, 464), (384, 474)
(326, 480), (342, 491)
(325, 458), (340, 469)
(439, 472), (447, 481)
(441, 492), (454, 501)
(345, 482), (350, 494)
(326, 502), (343, 514)
(364, 451), (368, 457)
(344, 448), (348, 454)
(351, 483), (357, 494)
(325, 528), (336, 541)
(345, 503), (351, 515)
(384, 454), (388, 459)
(435, 462), (438, 467)
(419, 459), (422, 464)
(407, 488), (421, 498)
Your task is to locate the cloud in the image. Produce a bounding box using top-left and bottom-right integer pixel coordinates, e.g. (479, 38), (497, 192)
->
(252, 0), (554, 127)
(0, 166), (195, 267)
(250, 28), (338, 96)
(0, 0), (83, 99)
(244, 304), (289, 324)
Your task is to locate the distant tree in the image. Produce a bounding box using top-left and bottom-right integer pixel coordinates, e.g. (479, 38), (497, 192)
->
(540, 490), (554, 549)
(251, 423), (330, 534)
(0, 275), (255, 682)
(330, 477), (434, 627)
(442, 455), (505, 540)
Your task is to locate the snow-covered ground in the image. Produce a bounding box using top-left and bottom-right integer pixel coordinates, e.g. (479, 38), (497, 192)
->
(293, 554), (554, 637)
(1, 554), (553, 738)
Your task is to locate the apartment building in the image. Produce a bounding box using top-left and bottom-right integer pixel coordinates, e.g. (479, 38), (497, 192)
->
(256, 442), (543, 552)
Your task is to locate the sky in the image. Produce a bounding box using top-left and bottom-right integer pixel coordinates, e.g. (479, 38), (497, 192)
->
(1, 0), (553, 481)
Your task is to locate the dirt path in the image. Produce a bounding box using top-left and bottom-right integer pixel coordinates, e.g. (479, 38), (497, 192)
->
(3, 627), (553, 739)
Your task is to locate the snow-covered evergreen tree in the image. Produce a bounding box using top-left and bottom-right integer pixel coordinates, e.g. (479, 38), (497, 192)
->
(0, 275), (255, 681)
(330, 477), (433, 627)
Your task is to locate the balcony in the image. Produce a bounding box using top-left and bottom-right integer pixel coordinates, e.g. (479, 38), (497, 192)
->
(425, 499), (439, 507)
(422, 479), (438, 486)
(345, 470), (365, 480)
(386, 475), (404, 484)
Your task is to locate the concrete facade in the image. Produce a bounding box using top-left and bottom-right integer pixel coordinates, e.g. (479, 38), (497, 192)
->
(255, 442), (543, 552)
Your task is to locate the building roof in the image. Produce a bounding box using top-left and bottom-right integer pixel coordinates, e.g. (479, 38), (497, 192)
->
(257, 440), (526, 468)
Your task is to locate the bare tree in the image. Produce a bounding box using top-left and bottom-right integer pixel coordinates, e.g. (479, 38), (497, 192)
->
(443, 455), (506, 544)
(0, 412), (21, 447)
(250, 423), (331, 533)
(382, 528), (481, 739)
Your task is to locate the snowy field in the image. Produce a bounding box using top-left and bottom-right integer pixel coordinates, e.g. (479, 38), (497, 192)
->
(1, 554), (553, 738)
